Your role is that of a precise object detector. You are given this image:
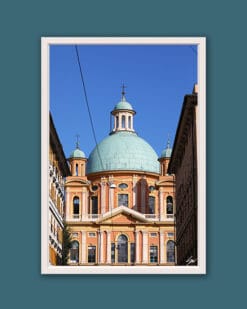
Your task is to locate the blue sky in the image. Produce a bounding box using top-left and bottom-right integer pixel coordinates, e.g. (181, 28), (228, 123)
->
(50, 44), (197, 159)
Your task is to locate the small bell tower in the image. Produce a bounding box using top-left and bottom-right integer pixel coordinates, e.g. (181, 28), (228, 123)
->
(159, 137), (172, 176)
(68, 135), (87, 178)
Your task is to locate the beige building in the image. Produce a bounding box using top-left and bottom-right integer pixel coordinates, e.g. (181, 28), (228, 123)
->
(65, 92), (176, 265)
(49, 114), (70, 265)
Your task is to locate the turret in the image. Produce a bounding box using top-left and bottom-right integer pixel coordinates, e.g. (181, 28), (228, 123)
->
(159, 137), (172, 176)
(68, 139), (87, 177)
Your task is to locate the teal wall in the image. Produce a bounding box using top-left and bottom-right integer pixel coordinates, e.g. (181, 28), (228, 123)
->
(1, 0), (246, 308)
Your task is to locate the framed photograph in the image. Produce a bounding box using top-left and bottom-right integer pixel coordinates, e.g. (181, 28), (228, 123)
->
(41, 37), (206, 274)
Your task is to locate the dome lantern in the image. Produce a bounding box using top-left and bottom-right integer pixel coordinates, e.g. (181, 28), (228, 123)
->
(87, 89), (160, 175)
(111, 85), (136, 134)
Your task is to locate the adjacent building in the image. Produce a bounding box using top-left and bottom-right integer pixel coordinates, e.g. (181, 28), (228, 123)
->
(49, 114), (70, 265)
(64, 91), (176, 266)
(168, 85), (198, 265)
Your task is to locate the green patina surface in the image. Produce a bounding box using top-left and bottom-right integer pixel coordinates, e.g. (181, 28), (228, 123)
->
(70, 148), (86, 158)
(160, 147), (172, 158)
(86, 131), (160, 174)
(113, 97), (134, 111)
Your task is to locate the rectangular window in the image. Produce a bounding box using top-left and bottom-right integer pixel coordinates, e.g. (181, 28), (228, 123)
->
(150, 232), (157, 237)
(88, 246), (96, 263)
(88, 232), (96, 237)
(148, 196), (155, 214)
(118, 194), (128, 207)
(167, 232), (174, 237)
(91, 196), (98, 214)
(150, 246), (158, 263)
(111, 243), (115, 263)
(72, 232), (78, 238)
(131, 243), (135, 263)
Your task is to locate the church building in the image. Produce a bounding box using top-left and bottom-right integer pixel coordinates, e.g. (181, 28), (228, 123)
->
(65, 90), (176, 266)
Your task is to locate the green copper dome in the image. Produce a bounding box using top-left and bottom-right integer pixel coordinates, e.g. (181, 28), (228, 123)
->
(113, 95), (134, 111)
(86, 131), (160, 174)
(160, 139), (172, 158)
(160, 147), (172, 158)
(70, 148), (86, 158)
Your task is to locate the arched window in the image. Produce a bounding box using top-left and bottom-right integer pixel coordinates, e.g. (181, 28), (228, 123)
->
(73, 196), (80, 218)
(116, 116), (119, 129)
(70, 241), (79, 263)
(117, 234), (128, 263)
(167, 240), (175, 263)
(166, 196), (173, 214)
(75, 164), (78, 176)
(122, 115), (126, 128)
(128, 116), (131, 129)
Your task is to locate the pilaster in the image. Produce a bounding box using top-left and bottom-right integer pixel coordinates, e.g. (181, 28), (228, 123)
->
(142, 231), (148, 264)
(81, 231), (87, 264)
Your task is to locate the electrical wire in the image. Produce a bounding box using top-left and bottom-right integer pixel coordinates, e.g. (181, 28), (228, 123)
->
(74, 45), (104, 171)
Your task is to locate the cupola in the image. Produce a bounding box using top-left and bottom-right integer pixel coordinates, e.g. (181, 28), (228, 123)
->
(111, 85), (136, 134)
(159, 137), (172, 176)
(68, 138), (87, 177)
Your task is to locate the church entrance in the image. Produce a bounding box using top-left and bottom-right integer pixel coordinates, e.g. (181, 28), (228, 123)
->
(117, 234), (128, 263)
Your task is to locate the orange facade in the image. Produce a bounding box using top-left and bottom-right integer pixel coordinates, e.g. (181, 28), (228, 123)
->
(63, 94), (176, 266)
(65, 156), (176, 266)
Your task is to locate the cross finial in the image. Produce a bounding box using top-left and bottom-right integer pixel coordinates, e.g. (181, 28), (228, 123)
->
(167, 133), (170, 149)
(75, 134), (80, 149)
(121, 83), (127, 98)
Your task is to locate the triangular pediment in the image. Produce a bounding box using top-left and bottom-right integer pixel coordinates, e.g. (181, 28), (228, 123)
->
(97, 206), (149, 224)
(102, 213), (138, 224)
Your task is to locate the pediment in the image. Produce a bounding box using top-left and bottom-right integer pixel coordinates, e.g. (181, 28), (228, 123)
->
(65, 177), (90, 186)
(97, 206), (149, 224)
(156, 179), (174, 186)
(101, 213), (138, 224)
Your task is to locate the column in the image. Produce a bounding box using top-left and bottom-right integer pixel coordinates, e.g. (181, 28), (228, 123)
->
(109, 187), (114, 211)
(98, 231), (104, 264)
(81, 231), (87, 264)
(120, 114), (123, 129)
(97, 231), (100, 264)
(65, 192), (70, 220)
(135, 230), (140, 264)
(132, 175), (137, 211)
(141, 179), (146, 213)
(160, 231), (165, 264)
(107, 231), (111, 264)
(101, 179), (106, 214)
(81, 189), (87, 220)
(142, 231), (148, 264)
(159, 190), (165, 220)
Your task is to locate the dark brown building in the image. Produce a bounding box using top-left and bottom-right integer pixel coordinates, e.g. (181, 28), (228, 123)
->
(168, 86), (198, 265)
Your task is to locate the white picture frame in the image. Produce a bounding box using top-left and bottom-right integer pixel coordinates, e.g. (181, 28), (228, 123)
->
(41, 36), (206, 275)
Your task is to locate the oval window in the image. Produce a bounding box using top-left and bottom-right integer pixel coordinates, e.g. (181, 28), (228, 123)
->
(92, 185), (98, 191)
(118, 183), (128, 189)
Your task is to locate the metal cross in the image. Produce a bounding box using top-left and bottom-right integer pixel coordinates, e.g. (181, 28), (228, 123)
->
(167, 133), (170, 148)
(75, 134), (80, 148)
(121, 83), (127, 95)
